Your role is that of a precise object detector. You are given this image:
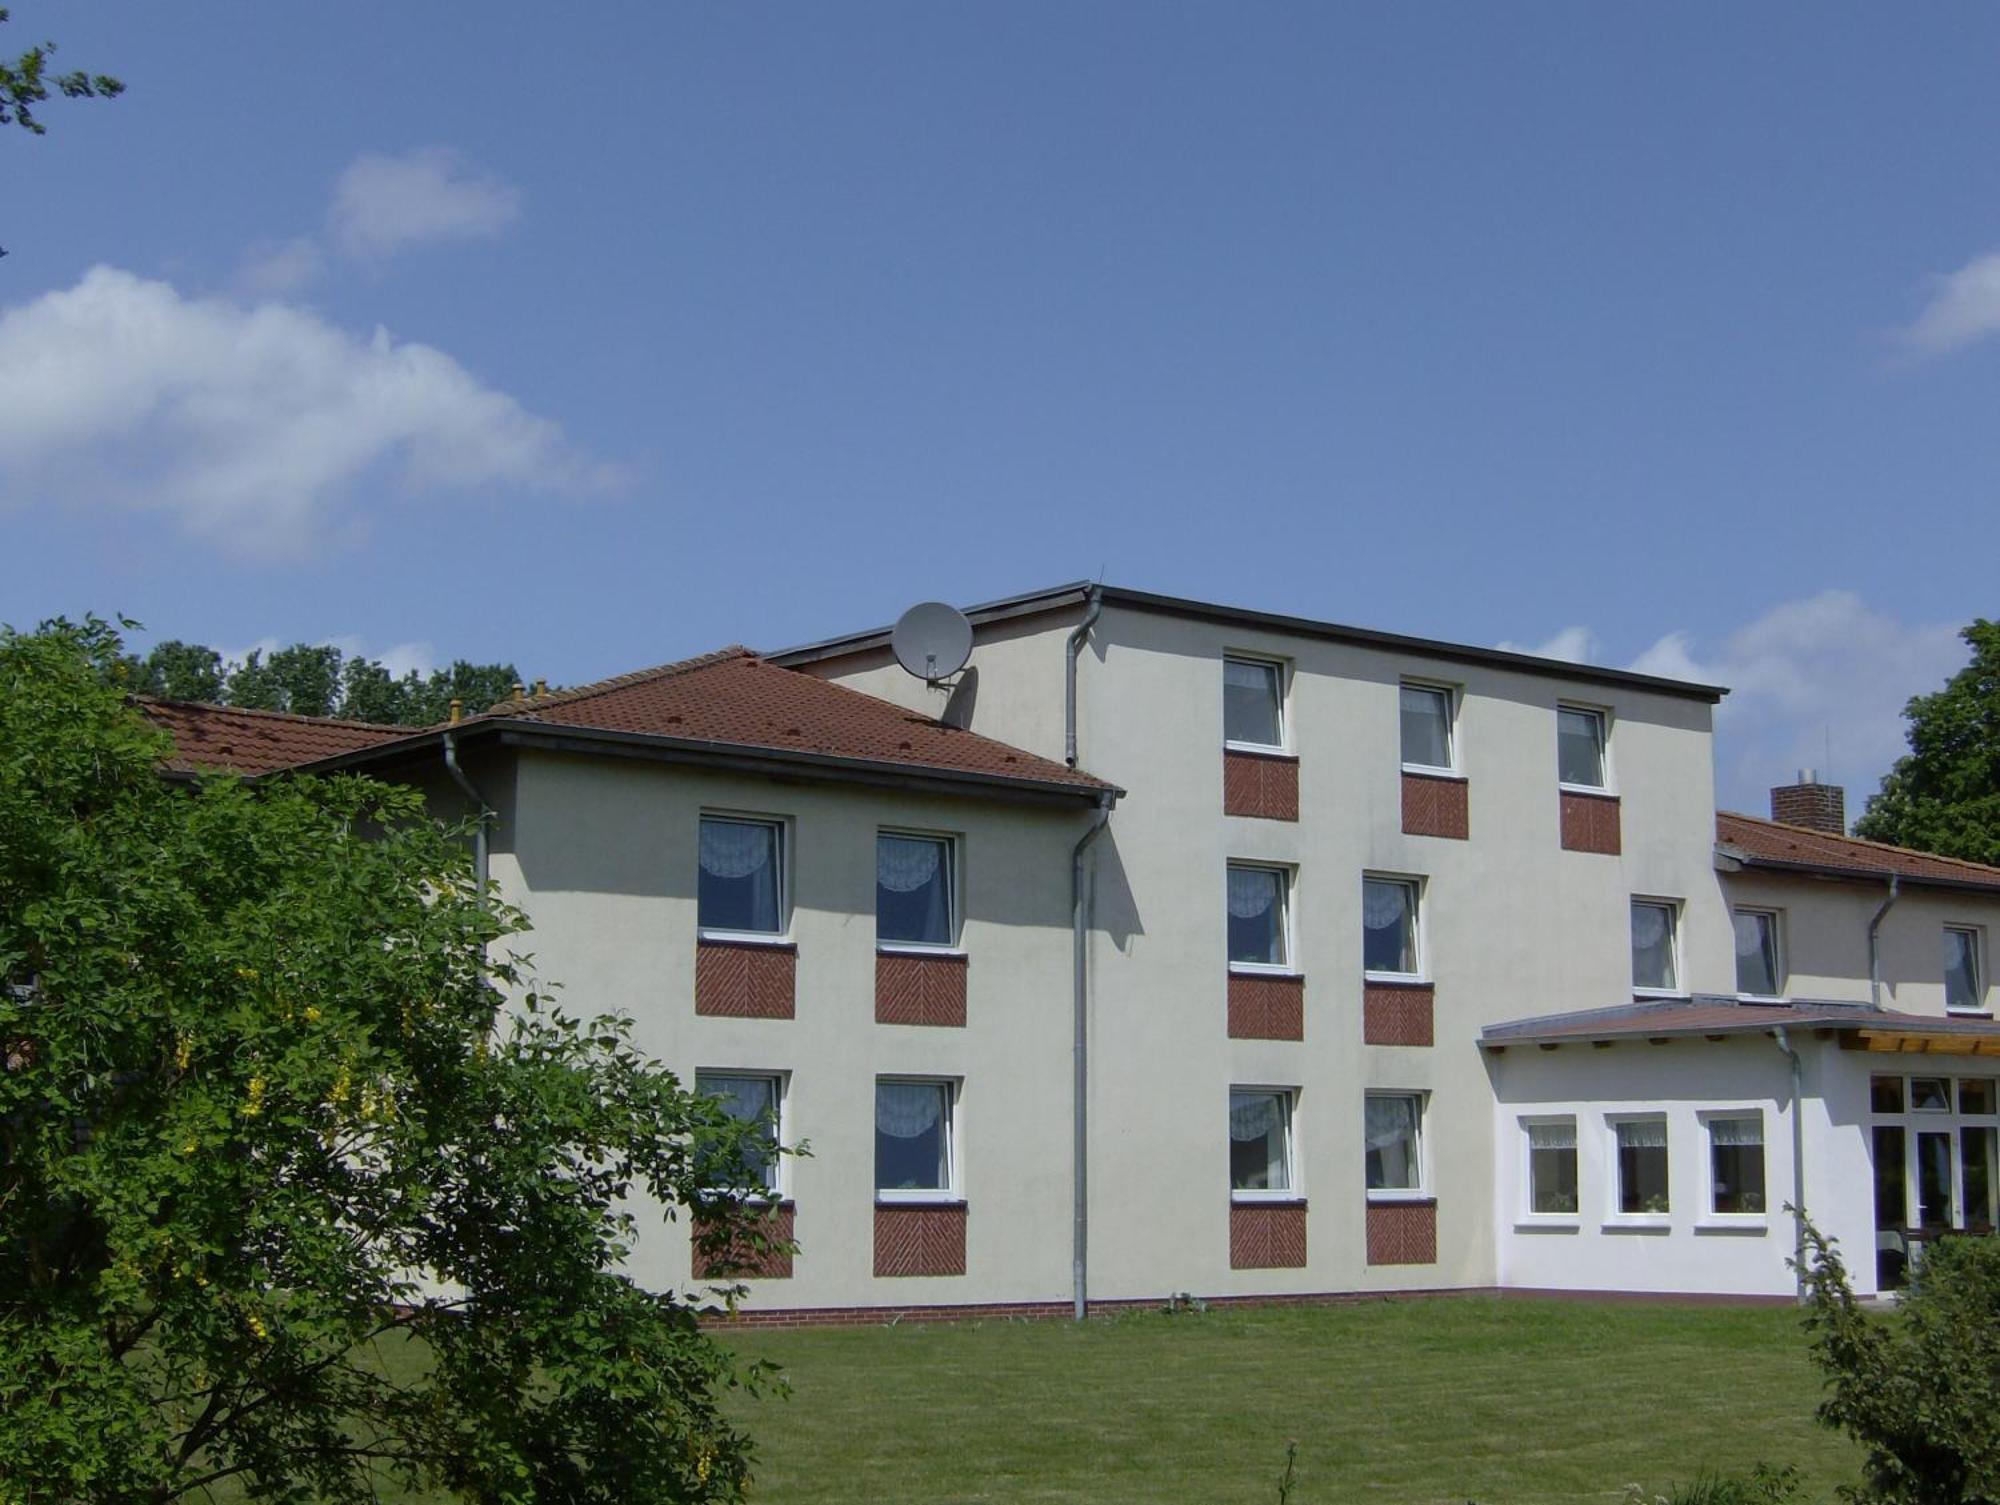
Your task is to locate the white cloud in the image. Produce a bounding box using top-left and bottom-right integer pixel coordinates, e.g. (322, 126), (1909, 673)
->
(1501, 594), (1967, 820)
(0, 265), (618, 558)
(236, 236), (326, 297)
(1498, 625), (1600, 664)
(1899, 250), (2000, 358)
(329, 148), (521, 259)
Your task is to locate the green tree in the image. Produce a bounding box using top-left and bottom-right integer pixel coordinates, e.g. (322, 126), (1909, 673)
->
(0, 617), (783, 1503)
(1797, 1221), (2000, 1503)
(225, 643), (346, 718)
(1855, 621), (2000, 865)
(1, 7), (122, 135)
(129, 640), (227, 704)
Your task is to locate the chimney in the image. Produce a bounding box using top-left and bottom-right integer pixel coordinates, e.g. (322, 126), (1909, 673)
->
(1771, 769), (1845, 834)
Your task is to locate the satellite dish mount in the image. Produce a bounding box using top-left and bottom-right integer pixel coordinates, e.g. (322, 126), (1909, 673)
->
(891, 601), (974, 688)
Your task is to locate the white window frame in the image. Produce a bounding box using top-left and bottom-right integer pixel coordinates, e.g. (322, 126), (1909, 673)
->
(696, 812), (793, 945)
(875, 828), (963, 955)
(1556, 702), (1613, 794)
(874, 1075), (961, 1205)
(1398, 679), (1461, 778)
(1364, 1090), (1429, 1203)
(694, 1069), (788, 1201)
(1361, 873), (1425, 984)
(1518, 1114), (1580, 1226)
(1226, 861), (1297, 976)
(1697, 1108), (1768, 1228)
(1228, 1085), (1301, 1203)
(1868, 1072), (2000, 1232)
(1945, 925), (1987, 1015)
(1605, 1113), (1672, 1228)
(1732, 906), (1786, 1001)
(1222, 653), (1289, 753)
(1630, 897), (1684, 998)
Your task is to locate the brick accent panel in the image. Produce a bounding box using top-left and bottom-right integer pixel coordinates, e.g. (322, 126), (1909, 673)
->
(1366, 1199), (1438, 1265)
(1223, 749), (1300, 821)
(873, 1203), (967, 1277)
(692, 1201), (795, 1280)
(1559, 790), (1621, 855)
(1771, 781), (1845, 834)
(694, 939), (796, 1018)
(875, 950), (968, 1027)
(1230, 1201), (1308, 1269)
(1363, 981), (1434, 1046)
(1401, 772), (1469, 839)
(1227, 971), (1305, 1040)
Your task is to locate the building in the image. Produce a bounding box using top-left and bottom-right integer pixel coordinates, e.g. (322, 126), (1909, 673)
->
(143, 583), (2000, 1315)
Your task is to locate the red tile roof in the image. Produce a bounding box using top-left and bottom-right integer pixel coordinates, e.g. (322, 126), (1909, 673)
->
(469, 647), (1113, 794)
(1717, 811), (2000, 893)
(138, 697), (411, 777)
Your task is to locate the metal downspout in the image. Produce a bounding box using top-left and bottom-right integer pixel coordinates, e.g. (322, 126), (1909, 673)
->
(1868, 876), (1901, 1010)
(441, 730), (493, 894)
(1065, 586), (1104, 769)
(1772, 1025), (1806, 1299)
(1072, 794), (1112, 1322)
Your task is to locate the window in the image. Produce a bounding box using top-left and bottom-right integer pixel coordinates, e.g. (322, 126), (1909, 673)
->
(1525, 1118), (1578, 1215)
(1229, 1089), (1295, 1197)
(1872, 1075), (1905, 1114)
(877, 832), (956, 947)
(1911, 1077), (1950, 1112)
(1706, 1114), (1765, 1216)
(875, 1079), (955, 1199)
(1223, 656), (1284, 748)
(1399, 683), (1454, 771)
(1945, 927), (1984, 1013)
(1556, 705), (1607, 789)
(1630, 900), (1679, 993)
(1733, 909), (1783, 997)
(697, 816), (784, 935)
(1362, 876), (1420, 977)
(695, 1072), (782, 1196)
(1365, 1093), (1424, 1194)
(1227, 864), (1291, 969)
(1613, 1117), (1669, 1215)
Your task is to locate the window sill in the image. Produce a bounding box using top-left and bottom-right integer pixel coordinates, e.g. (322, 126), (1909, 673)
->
(1633, 988), (1690, 1002)
(1513, 1217), (1581, 1234)
(1601, 1218), (1672, 1234)
(698, 930), (796, 949)
(1946, 1008), (1993, 1019)
(1363, 971), (1430, 986)
(1224, 740), (1296, 759)
(1229, 963), (1302, 979)
(1694, 1218), (1768, 1236)
(1734, 993), (1789, 1006)
(1231, 1192), (1307, 1206)
(875, 1191), (964, 1206)
(877, 942), (966, 959)
(1366, 1189), (1433, 1205)
(1558, 782), (1616, 797)
(1401, 764), (1465, 781)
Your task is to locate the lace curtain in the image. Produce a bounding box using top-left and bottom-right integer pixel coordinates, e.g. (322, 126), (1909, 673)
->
(700, 819), (773, 879)
(878, 836), (943, 893)
(1228, 868), (1279, 920)
(705, 1076), (774, 1127)
(1616, 1118), (1667, 1149)
(876, 1082), (944, 1139)
(1365, 1095), (1418, 1150)
(1229, 1092), (1280, 1142)
(1709, 1116), (1762, 1147)
(1527, 1120), (1576, 1152)
(1363, 881), (1408, 931)
(1732, 913), (1768, 958)
(1631, 903), (1669, 951)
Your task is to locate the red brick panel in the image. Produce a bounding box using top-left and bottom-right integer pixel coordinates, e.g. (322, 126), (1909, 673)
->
(692, 1201), (795, 1280)
(1366, 1200), (1438, 1265)
(1230, 1202), (1309, 1269)
(873, 1203), (968, 1277)
(694, 940), (796, 1019)
(875, 951), (968, 1027)
(1401, 772), (1469, 840)
(1223, 750), (1300, 821)
(1363, 981), (1434, 1046)
(1227, 971), (1305, 1040)
(1559, 790), (1622, 855)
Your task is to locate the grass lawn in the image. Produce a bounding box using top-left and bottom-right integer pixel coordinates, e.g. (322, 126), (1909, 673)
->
(717, 1297), (1861, 1504)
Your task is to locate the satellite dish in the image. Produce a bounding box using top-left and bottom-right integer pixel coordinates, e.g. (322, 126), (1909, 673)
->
(891, 601), (973, 685)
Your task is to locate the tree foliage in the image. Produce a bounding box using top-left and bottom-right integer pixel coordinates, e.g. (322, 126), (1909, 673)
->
(1797, 1221), (2000, 1503)
(118, 634), (531, 728)
(1, 7), (122, 135)
(1855, 621), (2000, 865)
(0, 618), (782, 1503)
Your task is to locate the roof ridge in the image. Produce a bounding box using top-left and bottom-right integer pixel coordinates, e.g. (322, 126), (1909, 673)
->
(131, 694), (410, 735)
(1718, 809), (2000, 880)
(485, 645), (756, 721)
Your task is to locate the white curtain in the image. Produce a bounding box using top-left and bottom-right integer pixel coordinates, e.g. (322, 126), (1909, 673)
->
(703, 1075), (774, 1126)
(1732, 913), (1768, 958)
(1527, 1119), (1576, 1151)
(1709, 1116), (1762, 1147)
(700, 820), (773, 880)
(878, 836), (943, 893)
(1366, 1095), (1418, 1150)
(1228, 868), (1279, 920)
(1229, 1092), (1280, 1142)
(1617, 1118), (1668, 1149)
(1631, 903), (1669, 951)
(1363, 881), (1408, 931)
(876, 1082), (944, 1139)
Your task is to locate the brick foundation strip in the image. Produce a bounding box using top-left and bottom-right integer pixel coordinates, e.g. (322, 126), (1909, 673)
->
(873, 1202), (967, 1277)
(694, 938), (796, 1019)
(1223, 749), (1299, 821)
(1401, 771), (1469, 839)
(1230, 1201), (1308, 1269)
(1559, 789), (1621, 855)
(876, 949), (968, 1027)
(691, 1201), (796, 1280)
(1227, 970), (1305, 1040)
(1363, 981), (1433, 1047)
(1366, 1198), (1438, 1266)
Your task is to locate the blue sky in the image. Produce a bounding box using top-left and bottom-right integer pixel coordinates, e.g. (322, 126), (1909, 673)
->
(4, 4), (1997, 813)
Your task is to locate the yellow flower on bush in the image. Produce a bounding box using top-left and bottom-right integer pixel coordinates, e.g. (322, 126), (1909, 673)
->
(174, 1033), (192, 1072)
(242, 1076), (266, 1119)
